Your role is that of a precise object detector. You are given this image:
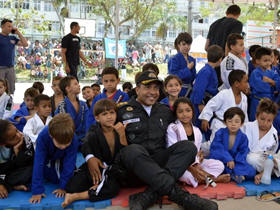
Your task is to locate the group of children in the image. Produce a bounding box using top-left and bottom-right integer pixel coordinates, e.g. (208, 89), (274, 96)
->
(0, 31), (280, 207)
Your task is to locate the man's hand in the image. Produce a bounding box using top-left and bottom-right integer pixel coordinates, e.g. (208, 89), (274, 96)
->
(201, 120), (209, 132)
(87, 157), (105, 185)
(52, 189), (66, 197)
(198, 150), (204, 163)
(189, 165), (207, 183)
(29, 194), (46, 204)
(227, 161), (235, 169)
(0, 185), (8, 199)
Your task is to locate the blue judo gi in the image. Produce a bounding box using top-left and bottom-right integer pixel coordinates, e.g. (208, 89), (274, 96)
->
(168, 52), (196, 97)
(209, 128), (256, 178)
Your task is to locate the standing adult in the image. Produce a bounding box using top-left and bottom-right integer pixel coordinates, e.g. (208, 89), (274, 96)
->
(114, 71), (218, 210)
(205, 4), (243, 51)
(61, 22), (92, 80)
(0, 19), (28, 94)
(205, 5), (243, 86)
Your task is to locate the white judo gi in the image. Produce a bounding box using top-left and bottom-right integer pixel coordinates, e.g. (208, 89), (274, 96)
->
(243, 120), (280, 176)
(220, 52), (248, 89)
(166, 120), (224, 187)
(23, 113), (52, 149)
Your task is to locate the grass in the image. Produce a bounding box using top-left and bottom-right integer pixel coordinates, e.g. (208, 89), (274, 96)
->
(15, 63), (169, 84)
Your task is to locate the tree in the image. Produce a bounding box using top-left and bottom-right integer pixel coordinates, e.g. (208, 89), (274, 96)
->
(4, 0), (50, 37)
(200, 2), (275, 24)
(88, 0), (174, 40)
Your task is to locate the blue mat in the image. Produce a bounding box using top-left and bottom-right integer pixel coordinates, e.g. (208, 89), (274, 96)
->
(0, 183), (111, 210)
(0, 153), (111, 210)
(238, 178), (280, 196)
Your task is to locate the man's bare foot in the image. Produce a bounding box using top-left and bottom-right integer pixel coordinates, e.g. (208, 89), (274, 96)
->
(14, 185), (28, 191)
(61, 193), (78, 208)
(214, 174), (231, 183)
(255, 173), (263, 185)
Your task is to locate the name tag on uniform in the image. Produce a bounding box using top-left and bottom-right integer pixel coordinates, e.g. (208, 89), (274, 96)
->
(123, 118), (140, 124)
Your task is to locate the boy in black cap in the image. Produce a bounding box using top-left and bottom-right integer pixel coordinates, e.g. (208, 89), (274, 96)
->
(116, 70), (218, 210)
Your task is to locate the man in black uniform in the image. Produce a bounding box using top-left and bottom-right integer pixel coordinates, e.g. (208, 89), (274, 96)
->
(61, 22), (92, 80)
(117, 71), (218, 210)
(205, 4), (243, 87)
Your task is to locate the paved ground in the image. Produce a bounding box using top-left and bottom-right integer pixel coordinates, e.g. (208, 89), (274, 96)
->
(102, 196), (280, 210)
(14, 83), (280, 209)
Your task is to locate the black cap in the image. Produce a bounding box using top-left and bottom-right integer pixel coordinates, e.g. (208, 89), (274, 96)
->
(136, 71), (162, 86)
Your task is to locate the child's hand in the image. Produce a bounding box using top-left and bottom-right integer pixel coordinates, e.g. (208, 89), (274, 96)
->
(263, 76), (275, 86)
(0, 184), (8, 199)
(29, 193), (46, 203)
(227, 161), (235, 169)
(201, 120), (209, 132)
(187, 61), (194, 70)
(52, 189), (66, 197)
(198, 104), (205, 113)
(113, 122), (127, 137)
(87, 157), (105, 185)
(13, 134), (24, 156)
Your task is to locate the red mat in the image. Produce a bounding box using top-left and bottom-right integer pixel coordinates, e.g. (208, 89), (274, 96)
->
(111, 182), (245, 207)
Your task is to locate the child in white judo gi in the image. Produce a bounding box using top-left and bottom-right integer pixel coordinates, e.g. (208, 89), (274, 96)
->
(167, 97), (229, 188)
(244, 98), (280, 184)
(23, 94), (52, 148)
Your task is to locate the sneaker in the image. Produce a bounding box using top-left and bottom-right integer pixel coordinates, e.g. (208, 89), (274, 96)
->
(168, 184), (218, 210)
(129, 187), (159, 210)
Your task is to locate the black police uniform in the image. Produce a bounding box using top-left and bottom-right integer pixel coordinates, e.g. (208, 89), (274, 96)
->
(117, 98), (197, 195)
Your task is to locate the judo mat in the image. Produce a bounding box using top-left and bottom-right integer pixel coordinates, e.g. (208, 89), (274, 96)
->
(0, 183), (112, 210)
(238, 178), (280, 196)
(111, 182), (246, 207)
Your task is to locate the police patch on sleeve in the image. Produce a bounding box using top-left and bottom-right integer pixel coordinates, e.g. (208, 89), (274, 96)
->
(226, 57), (235, 71)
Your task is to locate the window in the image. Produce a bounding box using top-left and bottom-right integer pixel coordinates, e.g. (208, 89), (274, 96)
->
(0, 0), (11, 8)
(168, 31), (176, 38)
(15, 0), (30, 9)
(70, 4), (78, 13)
(120, 25), (129, 36)
(152, 30), (156, 37)
(33, 0), (40, 11)
(44, 1), (54, 12)
(97, 23), (104, 34)
(81, 4), (92, 13)
(141, 30), (150, 37)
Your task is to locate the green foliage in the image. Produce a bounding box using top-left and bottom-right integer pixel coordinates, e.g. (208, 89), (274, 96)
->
(4, 0), (50, 36)
(88, 0), (175, 40)
(200, 2), (275, 24)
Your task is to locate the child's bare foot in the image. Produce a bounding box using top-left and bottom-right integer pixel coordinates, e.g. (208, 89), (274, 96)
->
(214, 174), (231, 183)
(255, 173), (263, 185)
(14, 185), (28, 191)
(61, 193), (78, 208)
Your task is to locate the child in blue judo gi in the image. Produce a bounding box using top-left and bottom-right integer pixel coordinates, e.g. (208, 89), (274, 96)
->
(9, 87), (39, 131)
(87, 67), (129, 127)
(168, 32), (196, 97)
(209, 107), (256, 183)
(190, 45), (224, 127)
(160, 75), (182, 110)
(55, 76), (89, 141)
(29, 113), (79, 204)
(249, 47), (280, 121)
